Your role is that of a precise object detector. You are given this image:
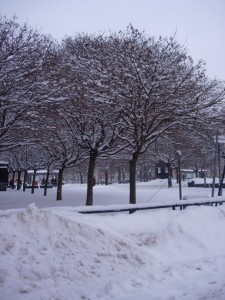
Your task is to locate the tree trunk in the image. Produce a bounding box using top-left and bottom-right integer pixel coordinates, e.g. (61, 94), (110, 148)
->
(105, 170), (108, 185)
(31, 169), (37, 194)
(23, 170), (27, 192)
(168, 164), (172, 188)
(129, 156), (137, 204)
(44, 169), (50, 196)
(79, 171), (83, 184)
(117, 167), (121, 183)
(121, 169), (125, 182)
(12, 171), (15, 189)
(56, 168), (64, 200)
(17, 170), (21, 190)
(86, 152), (97, 206)
(139, 165), (143, 182)
(218, 163), (225, 196)
(168, 175), (172, 188)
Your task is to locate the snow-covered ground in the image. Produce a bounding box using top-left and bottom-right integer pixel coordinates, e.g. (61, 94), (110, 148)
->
(0, 179), (225, 300)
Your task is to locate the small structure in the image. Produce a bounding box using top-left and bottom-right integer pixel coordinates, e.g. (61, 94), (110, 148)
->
(181, 169), (196, 180)
(27, 170), (58, 187)
(155, 161), (169, 179)
(0, 161), (9, 191)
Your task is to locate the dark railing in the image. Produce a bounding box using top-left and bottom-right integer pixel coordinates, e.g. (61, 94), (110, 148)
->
(77, 200), (225, 214)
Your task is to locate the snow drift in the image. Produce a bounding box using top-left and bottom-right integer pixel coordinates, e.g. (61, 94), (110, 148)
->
(0, 203), (225, 300)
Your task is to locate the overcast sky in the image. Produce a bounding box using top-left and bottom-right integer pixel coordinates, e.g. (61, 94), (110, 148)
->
(1, 0), (225, 81)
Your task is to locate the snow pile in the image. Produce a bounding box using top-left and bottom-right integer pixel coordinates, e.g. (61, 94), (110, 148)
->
(0, 203), (225, 300)
(0, 204), (146, 300)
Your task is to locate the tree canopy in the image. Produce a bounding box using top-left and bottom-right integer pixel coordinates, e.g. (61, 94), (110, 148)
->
(1, 17), (225, 204)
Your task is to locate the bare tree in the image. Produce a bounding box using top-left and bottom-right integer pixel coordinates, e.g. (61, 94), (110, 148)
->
(0, 16), (54, 151)
(37, 105), (85, 200)
(105, 26), (225, 203)
(60, 35), (126, 205)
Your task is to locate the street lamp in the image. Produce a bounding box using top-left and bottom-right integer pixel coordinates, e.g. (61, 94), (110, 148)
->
(212, 134), (225, 197)
(175, 150), (182, 200)
(218, 149), (225, 196)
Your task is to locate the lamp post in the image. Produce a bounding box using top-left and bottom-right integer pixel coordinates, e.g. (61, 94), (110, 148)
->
(218, 150), (225, 196)
(175, 150), (182, 200)
(204, 153), (206, 188)
(212, 133), (218, 197)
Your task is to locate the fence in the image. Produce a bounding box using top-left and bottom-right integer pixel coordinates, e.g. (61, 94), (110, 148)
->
(77, 200), (225, 214)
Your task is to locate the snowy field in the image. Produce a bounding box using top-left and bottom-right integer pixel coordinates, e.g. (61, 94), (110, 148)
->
(0, 179), (225, 300)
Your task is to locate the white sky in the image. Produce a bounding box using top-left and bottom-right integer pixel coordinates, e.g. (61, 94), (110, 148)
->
(1, 0), (225, 81)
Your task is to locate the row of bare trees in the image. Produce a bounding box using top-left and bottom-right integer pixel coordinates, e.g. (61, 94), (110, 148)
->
(1, 17), (225, 205)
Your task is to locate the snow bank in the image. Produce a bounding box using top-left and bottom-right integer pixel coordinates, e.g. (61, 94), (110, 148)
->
(0, 203), (225, 300)
(0, 204), (146, 300)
